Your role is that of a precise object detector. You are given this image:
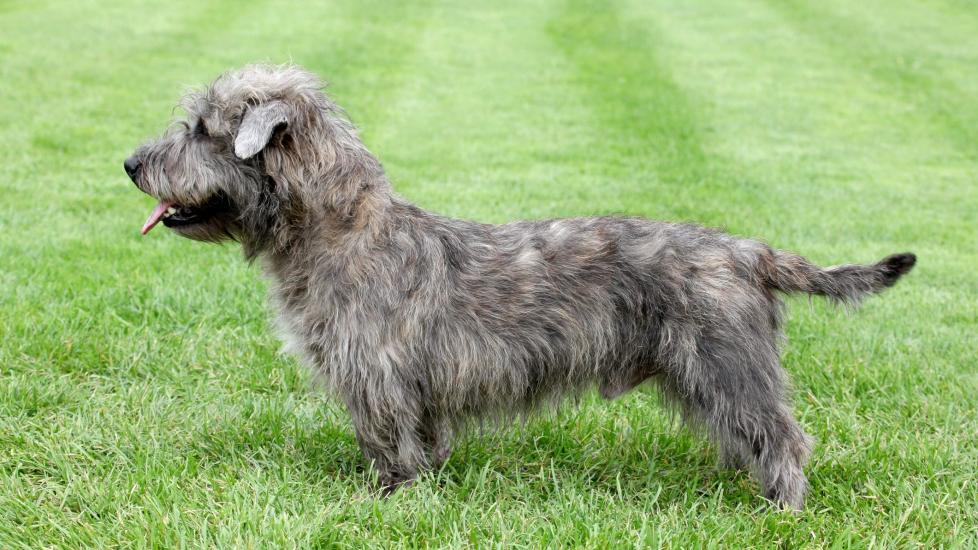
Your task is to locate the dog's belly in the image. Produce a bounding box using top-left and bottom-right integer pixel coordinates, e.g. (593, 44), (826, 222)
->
(415, 315), (661, 416)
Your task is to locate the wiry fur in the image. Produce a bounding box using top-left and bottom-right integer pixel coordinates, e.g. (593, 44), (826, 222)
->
(126, 64), (916, 510)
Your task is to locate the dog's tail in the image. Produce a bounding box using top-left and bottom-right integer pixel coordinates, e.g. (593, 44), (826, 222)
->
(760, 249), (916, 304)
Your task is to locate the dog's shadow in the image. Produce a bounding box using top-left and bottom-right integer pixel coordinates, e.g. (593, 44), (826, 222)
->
(429, 408), (761, 509)
(188, 392), (762, 509)
(189, 399), (366, 486)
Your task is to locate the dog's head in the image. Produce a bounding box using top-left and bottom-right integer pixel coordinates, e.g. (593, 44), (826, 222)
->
(126, 64), (358, 251)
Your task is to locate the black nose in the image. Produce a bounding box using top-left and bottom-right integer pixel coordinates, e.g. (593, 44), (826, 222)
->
(124, 156), (141, 182)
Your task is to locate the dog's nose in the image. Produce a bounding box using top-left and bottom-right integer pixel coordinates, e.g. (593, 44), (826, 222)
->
(124, 156), (142, 182)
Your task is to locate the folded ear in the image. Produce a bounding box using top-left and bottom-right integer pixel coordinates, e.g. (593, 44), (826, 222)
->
(234, 101), (289, 159)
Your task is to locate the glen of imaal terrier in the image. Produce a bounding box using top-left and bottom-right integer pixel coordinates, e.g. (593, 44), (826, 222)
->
(126, 64), (915, 509)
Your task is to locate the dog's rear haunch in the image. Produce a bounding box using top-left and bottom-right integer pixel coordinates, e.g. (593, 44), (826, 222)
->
(126, 64), (915, 510)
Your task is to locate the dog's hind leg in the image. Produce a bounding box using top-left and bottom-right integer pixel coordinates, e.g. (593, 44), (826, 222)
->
(663, 331), (813, 510)
(717, 384), (812, 511)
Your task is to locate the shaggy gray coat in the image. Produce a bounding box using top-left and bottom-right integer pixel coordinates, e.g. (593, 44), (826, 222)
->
(126, 65), (916, 510)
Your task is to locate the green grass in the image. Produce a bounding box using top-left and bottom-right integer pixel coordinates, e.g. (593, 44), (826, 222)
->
(1, 0), (976, 546)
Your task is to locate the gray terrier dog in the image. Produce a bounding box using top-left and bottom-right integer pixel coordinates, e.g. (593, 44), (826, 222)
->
(125, 64), (915, 510)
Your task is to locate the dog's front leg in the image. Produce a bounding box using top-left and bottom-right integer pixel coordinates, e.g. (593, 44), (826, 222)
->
(421, 414), (454, 469)
(343, 390), (428, 495)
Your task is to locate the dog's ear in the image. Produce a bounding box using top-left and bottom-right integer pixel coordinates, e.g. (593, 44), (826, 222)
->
(234, 101), (289, 160)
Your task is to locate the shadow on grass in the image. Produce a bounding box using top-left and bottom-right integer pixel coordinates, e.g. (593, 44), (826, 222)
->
(184, 391), (764, 509)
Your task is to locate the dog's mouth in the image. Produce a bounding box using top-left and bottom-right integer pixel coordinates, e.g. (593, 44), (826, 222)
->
(141, 194), (231, 235)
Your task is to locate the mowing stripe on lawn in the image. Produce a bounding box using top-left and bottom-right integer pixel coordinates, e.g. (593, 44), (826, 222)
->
(349, 0), (616, 222)
(625, 0), (976, 257)
(767, 0), (978, 163)
(548, 0), (768, 228)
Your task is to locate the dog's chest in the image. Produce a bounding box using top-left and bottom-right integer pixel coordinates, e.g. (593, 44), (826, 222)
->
(268, 275), (382, 380)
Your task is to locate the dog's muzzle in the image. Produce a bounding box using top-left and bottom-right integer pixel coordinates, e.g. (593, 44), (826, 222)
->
(124, 156), (141, 182)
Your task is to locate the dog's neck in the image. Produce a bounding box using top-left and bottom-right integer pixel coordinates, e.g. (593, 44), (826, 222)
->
(251, 133), (398, 271)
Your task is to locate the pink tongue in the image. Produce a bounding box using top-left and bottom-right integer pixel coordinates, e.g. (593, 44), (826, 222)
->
(141, 201), (173, 235)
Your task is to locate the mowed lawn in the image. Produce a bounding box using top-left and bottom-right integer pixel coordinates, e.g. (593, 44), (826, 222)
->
(1, 0), (976, 547)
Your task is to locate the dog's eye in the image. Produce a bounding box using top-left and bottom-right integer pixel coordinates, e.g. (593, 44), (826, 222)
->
(193, 119), (210, 138)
